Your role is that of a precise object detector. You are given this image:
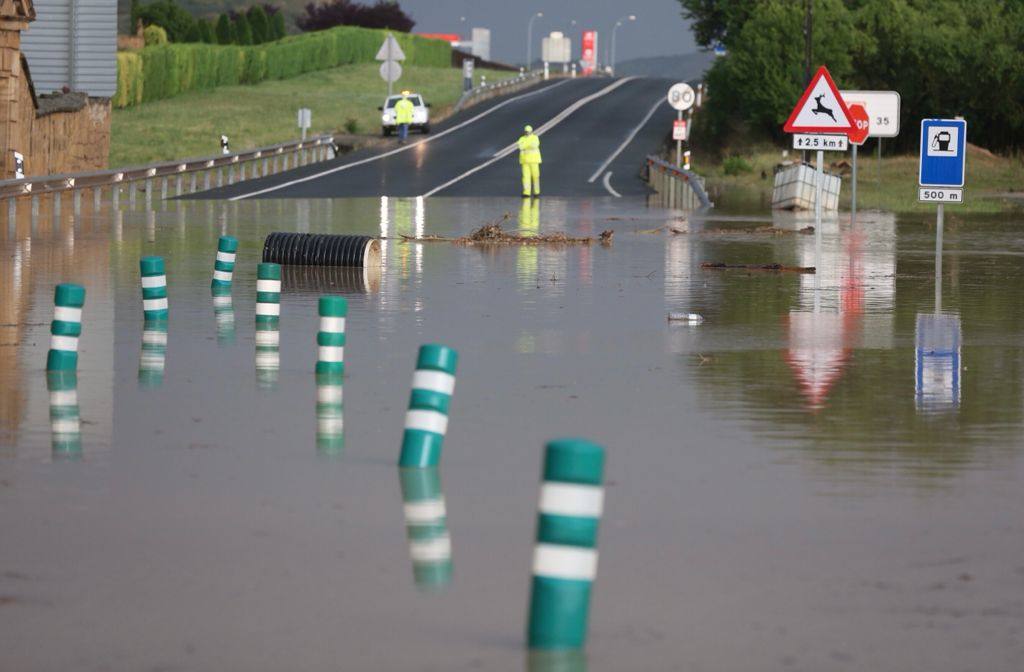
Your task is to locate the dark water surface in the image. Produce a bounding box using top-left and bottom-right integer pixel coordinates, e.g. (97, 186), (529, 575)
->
(1, 195), (1023, 671)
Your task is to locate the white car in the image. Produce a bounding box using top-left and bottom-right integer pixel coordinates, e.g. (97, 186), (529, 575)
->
(379, 93), (431, 136)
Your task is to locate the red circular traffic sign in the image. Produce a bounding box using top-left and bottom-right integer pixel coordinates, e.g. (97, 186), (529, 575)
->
(847, 103), (870, 145)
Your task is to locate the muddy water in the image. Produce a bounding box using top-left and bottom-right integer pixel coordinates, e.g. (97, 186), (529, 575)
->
(1, 195), (1023, 671)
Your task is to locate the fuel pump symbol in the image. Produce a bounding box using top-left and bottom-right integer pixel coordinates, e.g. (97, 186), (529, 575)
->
(932, 130), (952, 152)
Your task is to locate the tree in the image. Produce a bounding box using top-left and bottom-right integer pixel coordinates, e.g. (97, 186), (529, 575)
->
(134, 0), (198, 42)
(269, 8), (287, 39)
(296, 0), (416, 33)
(677, 0), (766, 49)
(215, 13), (234, 44)
(248, 5), (271, 44)
(234, 12), (254, 45)
(197, 18), (216, 43)
(183, 19), (201, 42)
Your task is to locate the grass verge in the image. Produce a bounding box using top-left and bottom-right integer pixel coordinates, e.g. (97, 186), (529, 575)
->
(699, 144), (1024, 214)
(110, 63), (517, 167)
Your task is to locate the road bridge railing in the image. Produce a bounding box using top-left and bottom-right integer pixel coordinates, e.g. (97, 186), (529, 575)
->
(452, 72), (546, 113)
(0, 133), (336, 205)
(644, 155), (713, 211)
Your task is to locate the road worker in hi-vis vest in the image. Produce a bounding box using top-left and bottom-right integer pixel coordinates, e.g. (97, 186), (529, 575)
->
(518, 125), (542, 197)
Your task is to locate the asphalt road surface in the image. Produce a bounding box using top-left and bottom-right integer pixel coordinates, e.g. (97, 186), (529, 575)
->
(198, 76), (675, 200)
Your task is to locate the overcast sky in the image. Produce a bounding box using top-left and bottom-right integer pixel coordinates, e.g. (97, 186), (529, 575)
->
(399, 0), (697, 65)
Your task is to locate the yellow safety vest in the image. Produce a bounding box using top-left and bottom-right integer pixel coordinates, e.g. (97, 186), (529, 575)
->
(518, 133), (542, 165)
(394, 98), (415, 125)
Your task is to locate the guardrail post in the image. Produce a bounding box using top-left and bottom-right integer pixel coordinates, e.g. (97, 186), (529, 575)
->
(7, 198), (14, 228)
(175, 175), (182, 196)
(54, 191), (61, 215)
(272, 155), (279, 173)
(263, 157), (269, 176)
(160, 177), (168, 200)
(31, 194), (38, 219)
(217, 168), (223, 188)
(129, 180), (137, 206)
(93, 187), (100, 211)
(145, 179), (152, 207)
(112, 185), (119, 209)
(190, 173), (197, 193)
(73, 189), (81, 215)
(228, 165), (235, 185)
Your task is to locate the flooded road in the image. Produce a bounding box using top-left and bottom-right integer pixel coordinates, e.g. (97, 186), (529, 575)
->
(1, 195), (1023, 670)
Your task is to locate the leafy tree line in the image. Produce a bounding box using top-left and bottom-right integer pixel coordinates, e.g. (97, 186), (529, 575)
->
(296, 0), (415, 33)
(131, 0), (287, 45)
(680, 0), (1024, 152)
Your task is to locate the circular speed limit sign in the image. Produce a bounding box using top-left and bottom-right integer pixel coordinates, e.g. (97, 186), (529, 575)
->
(667, 82), (695, 111)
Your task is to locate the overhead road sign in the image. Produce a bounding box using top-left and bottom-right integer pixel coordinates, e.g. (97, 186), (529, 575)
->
(919, 118), (966, 204)
(783, 66), (854, 135)
(839, 90), (900, 137)
(667, 82), (695, 111)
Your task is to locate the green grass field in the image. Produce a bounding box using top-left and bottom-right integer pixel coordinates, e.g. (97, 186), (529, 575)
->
(110, 63), (517, 167)
(700, 144), (1024, 214)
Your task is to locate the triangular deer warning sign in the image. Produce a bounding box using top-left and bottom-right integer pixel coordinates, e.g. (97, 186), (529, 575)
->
(783, 66), (854, 134)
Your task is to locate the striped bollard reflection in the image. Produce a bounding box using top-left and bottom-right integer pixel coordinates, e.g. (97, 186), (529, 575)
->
(316, 373), (344, 455)
(255, 322), (280, 389)
(316, 296), (347, 376)
(211, 235), (238, 290)
(213, 292), (235, 344)
(528, 439), (606, 650)
(398, 344), (458, 468)
(399, 467), (452, 590)
(46, 283), (85, 371)
(47, 371), (81, 458)
(139, 321), (168, 387)
(139, 256), (169, 321)
(255, 262), (281, 325)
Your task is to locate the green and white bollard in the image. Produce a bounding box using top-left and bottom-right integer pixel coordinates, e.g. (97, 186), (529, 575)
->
(399, 467), (453, 590)
(255, 262), (281, 324)
(316, 296), (347, 376)
(139, 256), (168, 321)
(139, 321), (168, 387)
(47, 371), (81, 458)
(213, 293), (235, 344)
(211, 235), (239, 291)
(527, 438), (606, 650)
(398, 344), (458, 468)
(526, 650), (587, 672)
(46, 283), (85, 372)
(316, 372), (344, 455)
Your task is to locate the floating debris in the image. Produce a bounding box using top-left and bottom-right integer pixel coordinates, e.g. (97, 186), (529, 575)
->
(668, 312), (704, 324)
(701, 262), (815, 273)
(400, 215), (600, 246)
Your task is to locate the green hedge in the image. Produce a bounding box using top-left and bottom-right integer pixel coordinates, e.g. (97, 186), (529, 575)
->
(114, 26), (451, 109)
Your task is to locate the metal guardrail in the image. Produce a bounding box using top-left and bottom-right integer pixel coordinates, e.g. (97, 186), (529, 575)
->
(0, 134), (336, 201)
(452, 72), (545, 113)
(645, 155), (713, 211)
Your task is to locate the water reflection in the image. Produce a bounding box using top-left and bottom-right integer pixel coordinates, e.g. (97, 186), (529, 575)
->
(47, 371), (81, 459)
(526, 650), (587, 672)
(916, 215), (961, 413)
(255, 323), (280, 390)
(138, 321), (168, 387)
(281, 265), (381, 295)
(398, 467), (453, 591)
(212, 290), (236, 344)
(315, 374), (344, 456)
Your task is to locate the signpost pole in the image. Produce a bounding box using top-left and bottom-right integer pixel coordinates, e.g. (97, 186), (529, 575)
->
(935, 203), (944, 313)
(851, 143), (857, 223)
(815, 149), (823, 246)
(387, 34), (393, 97)
(675, 110), (682, 166)
(877, 138), (882, 201)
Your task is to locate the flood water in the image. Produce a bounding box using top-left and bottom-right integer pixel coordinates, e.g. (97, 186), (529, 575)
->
(1, 193), (1023, 671)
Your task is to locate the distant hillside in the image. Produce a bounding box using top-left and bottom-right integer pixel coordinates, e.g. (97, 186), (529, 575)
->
(615, 52), (716, 81)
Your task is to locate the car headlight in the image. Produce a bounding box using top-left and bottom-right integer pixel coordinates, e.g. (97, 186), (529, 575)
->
(382, 114), (390, 123)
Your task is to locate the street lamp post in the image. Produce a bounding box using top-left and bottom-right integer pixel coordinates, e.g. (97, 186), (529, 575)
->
(610, 14), (636, 76)
(526, 12), (543, 72)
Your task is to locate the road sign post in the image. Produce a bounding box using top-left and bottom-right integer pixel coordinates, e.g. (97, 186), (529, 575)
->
(846, 103), (869, 221)
(783, 66), (855, 239)
(297, 107), (311, 141)
(667, 83), (694, 168)
(840, 90), (900, 207)
(919, 118), (967, 240)
(376, 33), (406, 96)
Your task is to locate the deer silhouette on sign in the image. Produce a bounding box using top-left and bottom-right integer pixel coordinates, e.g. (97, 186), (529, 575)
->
(811, 94), (837, 122)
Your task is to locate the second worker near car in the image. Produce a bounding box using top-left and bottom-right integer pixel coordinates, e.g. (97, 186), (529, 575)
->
(517, 125), (542, 197)
(394, 91), (415, 144)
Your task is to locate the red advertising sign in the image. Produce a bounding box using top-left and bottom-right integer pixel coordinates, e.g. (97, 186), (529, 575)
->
(581, 30), (597, 76)
(847, 103), (870, 145)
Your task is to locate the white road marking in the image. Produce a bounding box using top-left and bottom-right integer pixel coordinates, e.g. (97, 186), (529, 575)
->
(422, 77), (636, 198)
(588, 95), (666, 183)
(602, 171), (622, 198)
(226, 79), (573, 201)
